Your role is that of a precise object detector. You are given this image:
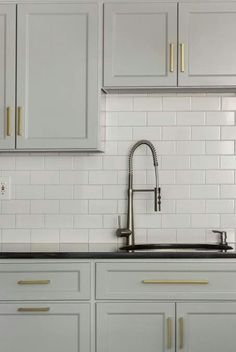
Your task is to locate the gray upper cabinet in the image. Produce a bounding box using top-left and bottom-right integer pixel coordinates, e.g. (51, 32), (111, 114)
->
(17, 4), (99, 150)
(0, 5), (15, 150)
(103, 3), (177, 87)
(179, 3), (236, 87)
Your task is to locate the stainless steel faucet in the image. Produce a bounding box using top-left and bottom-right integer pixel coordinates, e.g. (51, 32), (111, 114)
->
(117, 140), (161, 246)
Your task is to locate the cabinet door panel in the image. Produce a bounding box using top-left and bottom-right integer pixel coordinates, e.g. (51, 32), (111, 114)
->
(97, 303), (175, 352)
(0, 5), (15, 149)
(17, 4), (98, 150)
(177, 302), (236, 352)
(0, 303), (90, 352)
(104, 3), (177, 87)
(179, 3), (236, 86)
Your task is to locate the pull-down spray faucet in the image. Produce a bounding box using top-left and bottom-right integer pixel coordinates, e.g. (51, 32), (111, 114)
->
(117, 140), (161, 247)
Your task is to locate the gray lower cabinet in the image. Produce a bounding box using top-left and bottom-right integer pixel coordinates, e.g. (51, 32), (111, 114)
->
(96, 302), (175, 352)
(104, 3), (177, 87)
(179, 3), (236, 86)
(0, 302), (90, 352)
(177, 302), (236, 352)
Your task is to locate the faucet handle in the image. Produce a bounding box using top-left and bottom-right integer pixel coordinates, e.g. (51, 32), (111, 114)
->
(116, 215), (132, 238)
(212, 230), (227, 245)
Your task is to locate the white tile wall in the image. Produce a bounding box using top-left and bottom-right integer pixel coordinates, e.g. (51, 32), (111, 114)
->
(0, 93), (236, 244)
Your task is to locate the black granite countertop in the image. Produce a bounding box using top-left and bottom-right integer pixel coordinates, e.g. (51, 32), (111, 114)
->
(0, 243), (236, 259)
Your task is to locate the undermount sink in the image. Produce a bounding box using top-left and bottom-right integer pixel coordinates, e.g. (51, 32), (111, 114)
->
(119, 243), (233, 251)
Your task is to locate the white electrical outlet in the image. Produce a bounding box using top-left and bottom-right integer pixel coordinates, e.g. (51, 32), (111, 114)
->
(0, 177), (11, 200)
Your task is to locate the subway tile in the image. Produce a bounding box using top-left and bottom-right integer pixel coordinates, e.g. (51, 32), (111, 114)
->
(16, 215), (44, 228)
(221, 156), (236, 169)
(133, 127), (161, 140)
(206, 200), (234, 213)
(176, 141), (205, 155)
(2, 171), (30, 185)
(2, 200), (30, 214)
(60, 200), (88, 214)
(0, 215), (15, 228)
(135, 214), (162, 228)
(147, 112), (176, 126)
(31, 229), (60, 243)
(177, 228), (206, 243)
(45, 215), (73, 229)
(222, 97), (236, 110)
(133, 97), (162, 111)
(206, 141), (234, 155)
(89, 200), (117, 214)
(16, 156), (44, 170)
(44, 156), (73, 170)
(45, 185), (73, 199)
(106, 127), (133, 141)
(191, 185), (219, 199)
(191, 97), (220, 111)
(176, 200), (205, 213)
(191, 214), (220, 228)
(73, 156), (102, 170)
(60, 171), (88, 184)
(74, 185), (102, 199)
(163, 127), (191, 140)
(220, 185), (236, 198)
(118, 170), (146, 185)
(31, 200), (59, 214)
(89, 229), (117, 243)
(147, 199), (175, 213)
(89, 171), (117, 185)
(104, 141), (118, 155)
(192, 126), (220, 140)
(103, 156), (127, 170)
(191, 156), (219, 169)
(106, 96), (133, 111)
(117, 112), (146, 126)
(162, 156), (190, 169)
(60, 229), (89, 243)
(74, 215), (102, 228)
(106, 112), (118, 126)
(15, 185), (44, 200)
(176, 112), (205, 125)
(103, 185), (126, 200)
(161, 185), (190, 199)
(2, 229), (30, 243)
(206, 112), (235, 125)
(162, 214), (191, 228)
(0, 156), (15, 170)
(163, 97), (191, 111)
(206, 170), (234, 184)
(147, 229), (177, 243)
(30, 171), (60, 184)
(221, 215), (236, 228)
(221, 126), (236, 140)
(176, 170), (205, 185)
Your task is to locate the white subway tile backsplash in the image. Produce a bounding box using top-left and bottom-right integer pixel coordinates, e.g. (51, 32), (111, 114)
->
(2, 93), (236, 245)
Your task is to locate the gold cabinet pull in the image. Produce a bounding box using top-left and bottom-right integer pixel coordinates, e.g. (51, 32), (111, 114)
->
(17, 106), (23, 136)
(17, 307), (50, 312)
(169, 43), (174, 72)
(142, 280), (209, 285)
(179, 317), (184, 349)
(17, 280), (50, 285)
(180, 43), (185, 72)
(167, 317), (173, 349)
(6, 107), (11, 136)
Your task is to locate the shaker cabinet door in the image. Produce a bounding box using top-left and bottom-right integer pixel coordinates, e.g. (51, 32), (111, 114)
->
(104, 3), (177, 87)
(177, 302), (236, 352)
(179, 3), (236, 86)
(97, 302), (175, 352)
(16, 3), (99, 150)
(0, 5), (16, 149)
(0, 303), (90, 352)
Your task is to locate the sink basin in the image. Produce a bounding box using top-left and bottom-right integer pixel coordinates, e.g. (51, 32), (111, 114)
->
(119, 243), (233, 251)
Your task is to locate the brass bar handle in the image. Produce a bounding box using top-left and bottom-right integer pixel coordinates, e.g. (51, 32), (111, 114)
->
(17, 106), (23, 136)
(180, 43), (185, 72)
(6, 107), (11, 136)
(142, 280), (209, 285)
(169, 43), (174, 72)
(167, 317), (173, 349)
(17, 280), (50, 285)
(179, 317), (184, 349)
(17, 307), (50, 312)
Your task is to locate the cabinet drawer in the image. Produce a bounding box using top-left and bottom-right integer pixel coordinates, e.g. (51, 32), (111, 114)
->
(0, 262), (90, 300)
(96, 262), (236, 300)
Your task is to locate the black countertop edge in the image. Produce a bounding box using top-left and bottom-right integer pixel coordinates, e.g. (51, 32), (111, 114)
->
(1, 251), (236, 259)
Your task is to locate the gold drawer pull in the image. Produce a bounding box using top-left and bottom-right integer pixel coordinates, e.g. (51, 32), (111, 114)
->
(17, 280), (50, 285)
(17, 106), (23, 136)
(142, 280), (209, 285)
(180, 43), (185, 72)
(169, 43), (174, 72)
(167, 317), (173, 349)
(17, 307), (50, 312)
(179, 317), (184, 349)
(6, 107), (11, 136)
